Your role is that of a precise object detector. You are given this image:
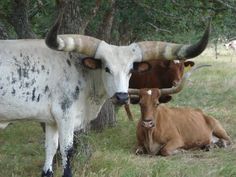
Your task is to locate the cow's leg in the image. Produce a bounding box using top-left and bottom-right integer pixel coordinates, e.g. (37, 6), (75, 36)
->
(205, 115), (231, 147)
(42, 123), (59, 177)
(135, 123), (147, 155)
(58, 120), (74, 177)
(159, 139), (184, 156)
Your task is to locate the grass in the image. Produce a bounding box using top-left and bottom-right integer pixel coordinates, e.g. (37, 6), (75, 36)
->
(1, 45), (236, 177)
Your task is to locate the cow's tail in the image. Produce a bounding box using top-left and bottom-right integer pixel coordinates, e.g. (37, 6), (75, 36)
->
(204, 115), (232, 147)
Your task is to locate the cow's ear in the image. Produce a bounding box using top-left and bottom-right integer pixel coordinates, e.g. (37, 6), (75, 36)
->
(130, 96), (140, 104)
(82, 57), (102, 69)
(159, 95), (172, 103)
(184, 61), (195, 67)
(133, 62), (151, 72)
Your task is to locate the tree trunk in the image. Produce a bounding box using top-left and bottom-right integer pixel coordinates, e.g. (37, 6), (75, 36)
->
(0, 22), (8, 39)
(90, 99), (116, 131)
(9, 0), (36, 39)
(96, 0), (116, 43)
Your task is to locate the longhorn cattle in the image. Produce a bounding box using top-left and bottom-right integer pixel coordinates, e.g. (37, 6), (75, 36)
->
(129, 67), (231, 156)
(0, 11), (210, 177)
(224, 40), (236, 51)
(125, 60), (194, 120)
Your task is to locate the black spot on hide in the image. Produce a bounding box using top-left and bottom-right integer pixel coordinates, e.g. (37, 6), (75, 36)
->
(67, 59), (71, 67)
(31, 79), (36, 86)
(44, 85), (49, 93)
(69, 52), (73, 59)
(11, 88), (16, 95)
(11, 72), (17, 84)
(72, 86), (80, 100)
(0, 86), (3, 89)
(60, 96), (73, 113)
(17, 67), (22, 80)
(37, 94), (41, 102)
(32, 88), (36, 101)
(41, 65), (45, 70)
(25, 82), (30, 88)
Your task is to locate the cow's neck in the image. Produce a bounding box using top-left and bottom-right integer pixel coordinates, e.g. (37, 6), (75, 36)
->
(80, 67), (109, 129)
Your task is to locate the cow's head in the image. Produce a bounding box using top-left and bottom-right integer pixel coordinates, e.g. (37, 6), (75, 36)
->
(45, 12), (210, 105)
(157, 60), (195, 88)
(128, 65), (210, 128)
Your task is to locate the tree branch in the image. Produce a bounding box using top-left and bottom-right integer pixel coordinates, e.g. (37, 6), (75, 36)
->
(214, 0), (236, 12)
(96, 0), (116, 41)
(147, 22), (172, 34)
(80, 0), (102, 34)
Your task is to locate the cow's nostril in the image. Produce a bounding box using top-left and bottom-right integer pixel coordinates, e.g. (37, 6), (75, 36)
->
(116, 92), (128, 101)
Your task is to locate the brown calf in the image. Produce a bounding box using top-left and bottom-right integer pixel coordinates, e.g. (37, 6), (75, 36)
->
(129, 66), (231, 156)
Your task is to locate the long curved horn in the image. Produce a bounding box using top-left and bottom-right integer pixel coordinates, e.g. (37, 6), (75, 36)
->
(160, 64), (211, 95)
(45, 12), (101, 57)
(137, 22), (210, 61)
(128, 88), (140, 95)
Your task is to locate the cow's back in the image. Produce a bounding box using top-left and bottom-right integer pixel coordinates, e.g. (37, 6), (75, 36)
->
(156, 105), (212, 149)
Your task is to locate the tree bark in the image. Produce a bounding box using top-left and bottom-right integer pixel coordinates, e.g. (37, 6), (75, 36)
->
(96, 0), (116, 43)
(0, 22), (8, 39)
(90, 99), (116, 131)
(9, 0), (36, 39)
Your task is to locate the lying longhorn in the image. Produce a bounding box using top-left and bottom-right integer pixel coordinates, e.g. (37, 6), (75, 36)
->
(129, 66), (231, 156)
(0, 10), (210, 177)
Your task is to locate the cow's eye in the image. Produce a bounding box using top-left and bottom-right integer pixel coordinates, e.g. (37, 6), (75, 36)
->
(105, 67), (111, 74)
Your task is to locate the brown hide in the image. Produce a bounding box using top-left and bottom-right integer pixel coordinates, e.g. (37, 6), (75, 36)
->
(130, 60), (186, 89)
(136, 88), (231, 156)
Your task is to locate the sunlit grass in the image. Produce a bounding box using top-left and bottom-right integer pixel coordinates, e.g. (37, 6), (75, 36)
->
(1, 46), (236, 177)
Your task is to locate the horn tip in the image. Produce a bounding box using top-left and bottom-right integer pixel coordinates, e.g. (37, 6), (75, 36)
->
(45, 12), (64, 50)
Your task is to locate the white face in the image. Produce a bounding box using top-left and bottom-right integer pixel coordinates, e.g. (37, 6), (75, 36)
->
(95, 41), (142, 97)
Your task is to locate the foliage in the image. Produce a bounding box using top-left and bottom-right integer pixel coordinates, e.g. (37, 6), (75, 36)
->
(0, 0), (236, 42)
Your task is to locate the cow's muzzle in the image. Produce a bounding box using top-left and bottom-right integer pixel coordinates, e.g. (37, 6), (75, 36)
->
(112, 92), (129, 105)
(142, 120), (155, 129)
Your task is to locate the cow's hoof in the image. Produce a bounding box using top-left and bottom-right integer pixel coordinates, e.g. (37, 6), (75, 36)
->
(62, 167), (72, 177)
(135, 148), (144, 155)
(215, 139), (227, 148)
(41, 170), (53, 177)
(201, 144), (211, 151)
